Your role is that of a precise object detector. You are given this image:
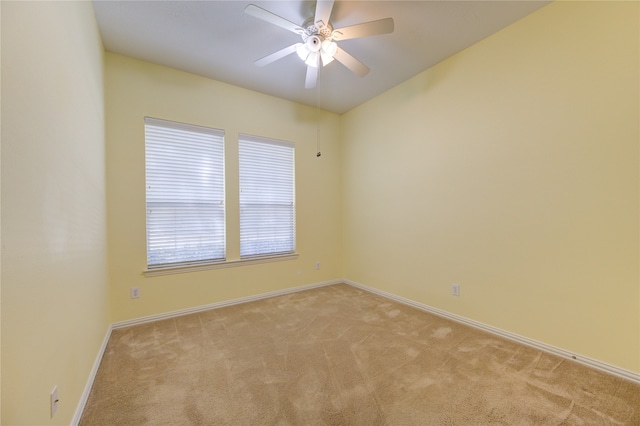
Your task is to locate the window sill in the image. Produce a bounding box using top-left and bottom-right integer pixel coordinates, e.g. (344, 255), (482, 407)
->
(143, 253), (299, 277)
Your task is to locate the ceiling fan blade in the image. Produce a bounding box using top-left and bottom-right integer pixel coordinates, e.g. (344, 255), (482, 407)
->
(305, 65), (318, 89)
(333, 47), (370, 77)
(244, 4), (304, 35)
(332, 17), (394, 41)
(314, 0), (334, 29)
(254, 43), (302, 67)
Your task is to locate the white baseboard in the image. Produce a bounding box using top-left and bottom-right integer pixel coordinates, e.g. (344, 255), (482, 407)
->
(112, 279), (342, 329)
(71, 324), (113, 426)
(343, 279), (640, 385)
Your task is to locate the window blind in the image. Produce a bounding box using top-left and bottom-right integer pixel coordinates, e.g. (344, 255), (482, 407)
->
(239, 134), (295, 258)
(145, 117), (225, 268)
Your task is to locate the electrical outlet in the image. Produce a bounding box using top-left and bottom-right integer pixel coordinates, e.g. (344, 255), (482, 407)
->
(51, 386), (58, 418)
(131, 287), (141, 299)
(315, 261), (321, 270)
(452, 283), (460, 296)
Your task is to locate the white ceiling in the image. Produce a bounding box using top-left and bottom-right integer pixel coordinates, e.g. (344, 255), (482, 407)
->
(93, 0), (550, 114)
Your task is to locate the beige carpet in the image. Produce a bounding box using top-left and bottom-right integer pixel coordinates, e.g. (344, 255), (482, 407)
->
(80, 284), (640, 425)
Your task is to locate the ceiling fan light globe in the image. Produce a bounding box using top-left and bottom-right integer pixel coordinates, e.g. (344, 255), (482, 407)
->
(305, 52), (320, 68)
(321, 40), (337, 57)
(296, 43), (310, 60)
(320, 51), (335, 66)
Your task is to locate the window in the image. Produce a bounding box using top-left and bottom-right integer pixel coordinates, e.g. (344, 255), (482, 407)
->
(239, 134), (296, 258)
(144, 117), (225, 268)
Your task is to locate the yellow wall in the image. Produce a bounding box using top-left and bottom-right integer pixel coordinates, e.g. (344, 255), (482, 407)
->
(342, 1), (639, 373)
(106, 53), (343, 322)
(1, 1), (110, 425)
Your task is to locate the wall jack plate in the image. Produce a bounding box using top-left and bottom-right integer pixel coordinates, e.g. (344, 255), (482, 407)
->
(51, 385), (59, 418)
(452, 283), (460, 296)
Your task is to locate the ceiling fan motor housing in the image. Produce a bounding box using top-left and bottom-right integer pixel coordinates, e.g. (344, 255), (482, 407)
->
(302, 17), (333, 41)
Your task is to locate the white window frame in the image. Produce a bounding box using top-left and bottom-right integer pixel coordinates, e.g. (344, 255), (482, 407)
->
(144, 117), (226, 269)
(239, 134), (296, 259)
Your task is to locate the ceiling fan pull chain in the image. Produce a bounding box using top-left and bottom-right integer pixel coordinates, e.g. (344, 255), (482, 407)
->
(316, 68), (321, 158)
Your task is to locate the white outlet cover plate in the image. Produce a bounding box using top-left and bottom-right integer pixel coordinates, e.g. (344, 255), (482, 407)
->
(452, 284), (460, 296)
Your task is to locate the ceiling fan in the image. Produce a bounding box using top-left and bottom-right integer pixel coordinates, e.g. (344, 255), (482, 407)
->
(244, 0), (394, 89)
